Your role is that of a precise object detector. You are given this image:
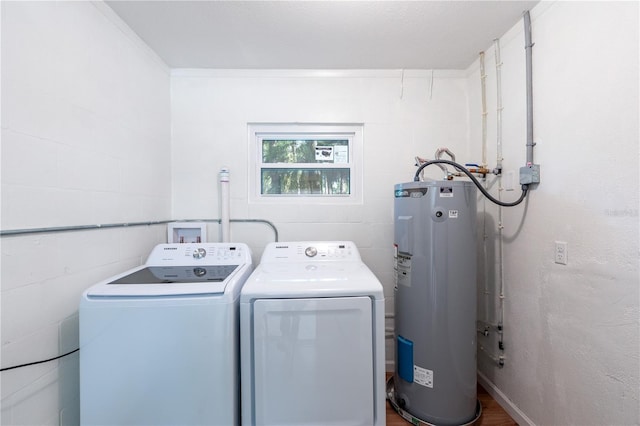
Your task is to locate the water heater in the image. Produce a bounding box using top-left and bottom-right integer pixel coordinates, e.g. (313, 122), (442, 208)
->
(392, 179), (479, 425)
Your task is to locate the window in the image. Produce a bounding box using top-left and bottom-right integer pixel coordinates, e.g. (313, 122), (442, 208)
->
(249, 123), (363, 204)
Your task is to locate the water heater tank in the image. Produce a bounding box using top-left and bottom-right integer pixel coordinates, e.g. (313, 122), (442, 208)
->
(393, 180), (478, 425)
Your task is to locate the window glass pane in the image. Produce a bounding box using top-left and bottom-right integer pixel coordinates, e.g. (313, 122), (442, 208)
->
(262, 140), (349, 164)
(261, 168), (350, 195)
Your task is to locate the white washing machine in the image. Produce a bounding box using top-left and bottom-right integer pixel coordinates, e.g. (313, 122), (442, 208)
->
(80, 243), (253, 426)
(240, 241), (385, 426)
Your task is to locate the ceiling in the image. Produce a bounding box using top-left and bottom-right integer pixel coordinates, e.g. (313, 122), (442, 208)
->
(106, 0), (539, 70)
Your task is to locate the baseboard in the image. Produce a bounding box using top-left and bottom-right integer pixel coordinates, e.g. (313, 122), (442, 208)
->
(477, 372), (536, 426)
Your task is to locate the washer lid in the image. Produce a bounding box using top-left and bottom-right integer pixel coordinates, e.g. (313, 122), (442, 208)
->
(86, 264), (241, 297)
(86, 242), (253, 297)
(109, 265), (239, 284)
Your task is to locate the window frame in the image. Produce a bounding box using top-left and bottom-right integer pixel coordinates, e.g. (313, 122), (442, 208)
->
(248, 123), (363, 205)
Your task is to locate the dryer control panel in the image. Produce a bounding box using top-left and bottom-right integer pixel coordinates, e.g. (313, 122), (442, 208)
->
(261, 241), (361, 262)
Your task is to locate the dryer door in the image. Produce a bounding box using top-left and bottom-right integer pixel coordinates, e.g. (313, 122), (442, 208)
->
(252, 296), (374, 426)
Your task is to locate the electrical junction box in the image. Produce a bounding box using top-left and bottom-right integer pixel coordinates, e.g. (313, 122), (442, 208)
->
(519, 164), (541, 185)
(167, 222), (207, 244)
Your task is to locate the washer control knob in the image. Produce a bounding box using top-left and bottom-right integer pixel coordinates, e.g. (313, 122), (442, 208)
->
(192, 248), (207, 259)
(193, 267), (206, 277)
(304, 246), (318, 257)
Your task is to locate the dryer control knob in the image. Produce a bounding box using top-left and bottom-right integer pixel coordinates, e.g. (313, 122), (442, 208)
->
(304, 246), (318, 257)
(192, 248), (207, 259)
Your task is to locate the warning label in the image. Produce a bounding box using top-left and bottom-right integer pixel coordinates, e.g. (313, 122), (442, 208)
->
(414, 365), (434, 388)
(396, 253), (412, 287)
(439, 187), (453, 198)
(449, 210), (458, 219)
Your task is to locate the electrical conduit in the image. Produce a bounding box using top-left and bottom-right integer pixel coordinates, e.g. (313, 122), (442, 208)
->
(524, 10), (535, 165)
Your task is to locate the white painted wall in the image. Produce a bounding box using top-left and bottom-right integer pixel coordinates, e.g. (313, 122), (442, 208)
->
(2, 1), (638, 425)
(1, 2), (171, 424)
(467, 2), (639, 425)
(171, 68), (470, 368)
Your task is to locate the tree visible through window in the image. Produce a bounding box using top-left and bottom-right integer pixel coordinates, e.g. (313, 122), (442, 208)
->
(261, 139), (350, 195)
(249, 123), (362, 203)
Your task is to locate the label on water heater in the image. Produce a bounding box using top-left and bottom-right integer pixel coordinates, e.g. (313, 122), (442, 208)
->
(449, 210), (458, 218)
(395, 188), (428, 198)
(396, 254), (412, 287)
(393, 245), (398, 287)
(439, 186), (453, 197)
(414, 365), (434, 388)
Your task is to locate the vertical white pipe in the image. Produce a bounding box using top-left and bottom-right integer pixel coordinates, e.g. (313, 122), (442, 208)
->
(494, 39), (506, 337)
(219, 167), (230, 242)
(479, 52), (490, 323)
(493, 39), (502, 172)
(494, 39), (504, 171)
(479, 52), (488, 168)
(497, 182), (505, 329)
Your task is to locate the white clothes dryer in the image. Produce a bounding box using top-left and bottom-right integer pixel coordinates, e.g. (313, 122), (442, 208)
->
(80, 243), (253, 426)
(240, 241), (385, 426)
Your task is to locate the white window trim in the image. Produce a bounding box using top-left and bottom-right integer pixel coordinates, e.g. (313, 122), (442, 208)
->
(248, 123), (364, 205)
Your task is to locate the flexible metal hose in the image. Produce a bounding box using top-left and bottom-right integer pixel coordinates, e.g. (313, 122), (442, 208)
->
(413, 159), (528, 207)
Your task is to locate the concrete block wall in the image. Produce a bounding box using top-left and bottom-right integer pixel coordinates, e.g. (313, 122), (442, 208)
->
(466, 2), (639, 425)
(170, 68), (471, 369)
(2, 1), (638, 425)
(1, 2), (171, 424)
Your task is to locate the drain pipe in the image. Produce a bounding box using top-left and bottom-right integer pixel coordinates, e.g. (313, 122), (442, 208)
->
(219, 167), (230, 242)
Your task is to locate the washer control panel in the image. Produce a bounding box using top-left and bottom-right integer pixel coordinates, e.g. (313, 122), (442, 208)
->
(147, 243), (251, 266)
(304, 246), (318, 257)
(192, 248), (207, 259)
(263, 241), (360, 262)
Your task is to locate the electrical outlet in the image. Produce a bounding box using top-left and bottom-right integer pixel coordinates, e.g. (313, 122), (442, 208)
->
(554, 241), (568, 265)
(505, 170), (515, 191)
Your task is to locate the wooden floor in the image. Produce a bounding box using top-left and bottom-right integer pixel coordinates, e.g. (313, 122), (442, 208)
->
(385, 374), (517, 426)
